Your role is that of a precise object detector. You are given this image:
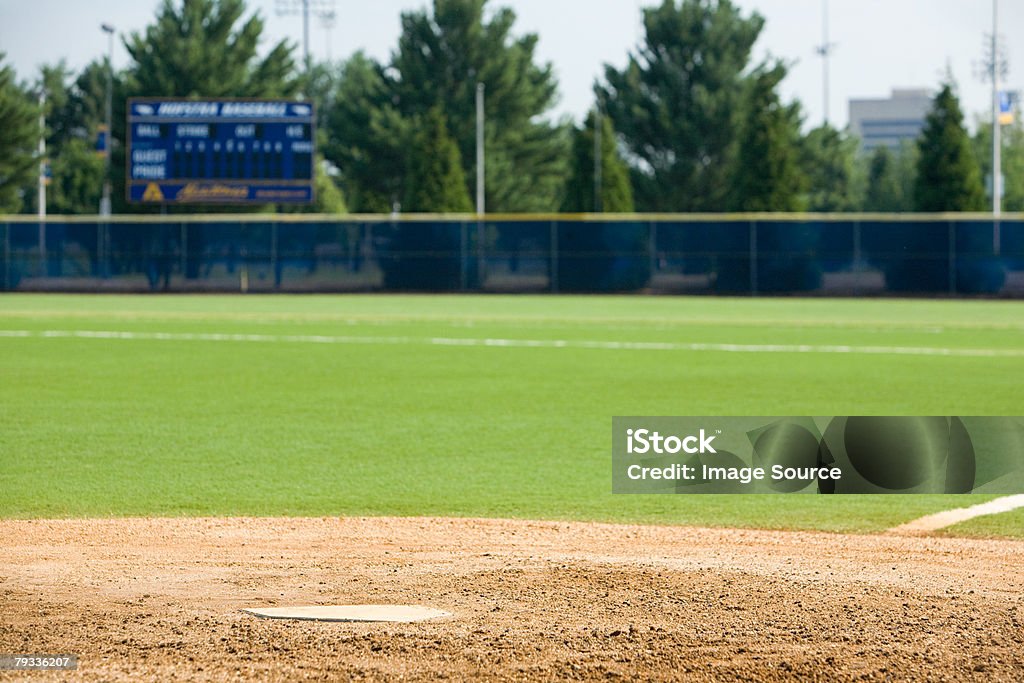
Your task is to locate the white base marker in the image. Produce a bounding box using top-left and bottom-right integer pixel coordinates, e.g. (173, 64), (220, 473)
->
(241, 605), (450, 623)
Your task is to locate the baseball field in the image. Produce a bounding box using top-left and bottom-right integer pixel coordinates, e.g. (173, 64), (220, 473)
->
(2, 294), (1023, 680)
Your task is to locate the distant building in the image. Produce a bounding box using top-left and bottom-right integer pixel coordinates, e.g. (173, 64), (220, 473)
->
(848, 89), (932, 153)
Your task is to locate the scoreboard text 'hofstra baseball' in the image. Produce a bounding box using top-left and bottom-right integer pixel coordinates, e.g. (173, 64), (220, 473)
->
(127, 99), (315, 204)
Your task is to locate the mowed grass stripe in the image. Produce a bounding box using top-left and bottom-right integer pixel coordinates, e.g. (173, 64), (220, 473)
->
(1, 294), (1022, 533)
(3, 293), (1024, 330)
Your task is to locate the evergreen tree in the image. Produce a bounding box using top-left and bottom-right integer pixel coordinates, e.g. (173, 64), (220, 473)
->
(729, 65), (805, 212)
(862, 147), (905, 212)
(0, 54), (39, 213)
(801, 124), (858, 212)
(403, 108), (473, 213)
(325, 0), (568, 213)
(599, 0), (765, 211)
(914, 83), (985, 211)
(324, 52), (407, 213)
(391, 0), (567, 212)
(124, 0), (298, 98)
(561, 110), (634, 213)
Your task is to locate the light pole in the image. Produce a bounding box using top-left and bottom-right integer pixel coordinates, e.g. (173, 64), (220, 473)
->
(476, 82), (485, 215)
(593, 107), (603, 213)
(992, 0), (1002, 220)
(814, 0), (836, 126)
(37, 87), (46, 220)
(100, 23), (115, 217)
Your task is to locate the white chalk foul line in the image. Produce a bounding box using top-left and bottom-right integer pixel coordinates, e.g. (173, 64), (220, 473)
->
(887, 495), (1024, 535)
(1, 328), (1023, 358)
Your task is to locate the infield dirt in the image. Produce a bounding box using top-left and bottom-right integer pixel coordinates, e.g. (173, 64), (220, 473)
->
(1, 517), (1022, 681)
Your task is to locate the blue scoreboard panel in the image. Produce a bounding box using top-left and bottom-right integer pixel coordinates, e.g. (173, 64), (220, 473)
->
(127, 98), (315, 204)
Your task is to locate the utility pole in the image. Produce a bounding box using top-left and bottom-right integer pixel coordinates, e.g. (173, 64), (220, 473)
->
(37, 88), (46, 220)
(814, 0), (836, 126)
(101, 23), (115, 217)
(593, 108), (603, 213)
(303, 0), (310, 71)
(992, 0), (1002, 220)
(476, 82), (485, 215)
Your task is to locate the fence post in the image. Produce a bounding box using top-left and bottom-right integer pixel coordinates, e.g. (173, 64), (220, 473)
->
(101, 220), (112, 280)
(750, 220), (758, 296)
(476, 219), (486, 291)
(239, 224), (248, 294)
(649, 220), (657, 287)
(271, 220), (279, 291)
(550, 220), (559, 293)
(38, 220), (46, 278)
(948, 221), (956, 295)
(179, 222), (187, 285)
(460, 221), (468, 292)
(853, 220), (861, 295)
(2, 222), (9, 290)
(95, 221), (102, 279)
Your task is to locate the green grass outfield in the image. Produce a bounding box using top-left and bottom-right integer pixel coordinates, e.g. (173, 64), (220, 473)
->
(1, 294), (1022, 536)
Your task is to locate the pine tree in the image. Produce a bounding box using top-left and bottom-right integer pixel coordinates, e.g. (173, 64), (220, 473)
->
(392, 0), (567, 212)
(324, 53), (407, 213)
(599, 0), (765, 211)
(561, 110), (634, 213)
(403, 108), (473, 213)
(0, 54), (39, 213)
(862, 147), (904, 212)
(914, 84), (985, 211)
(729, 65), (805, 212)
(325, 0), (568, 213)
(124, 0), (298, 98)
(801, 124), (858, 212)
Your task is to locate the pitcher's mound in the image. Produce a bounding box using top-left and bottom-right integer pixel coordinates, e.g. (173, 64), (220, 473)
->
(241, 605), (450, 623)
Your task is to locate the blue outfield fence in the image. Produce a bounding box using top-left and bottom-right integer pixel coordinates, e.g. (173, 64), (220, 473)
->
(1, 214), (1022, 296)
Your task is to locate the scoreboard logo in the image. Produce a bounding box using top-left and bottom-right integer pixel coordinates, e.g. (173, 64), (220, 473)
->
(126, 98), (315, 205)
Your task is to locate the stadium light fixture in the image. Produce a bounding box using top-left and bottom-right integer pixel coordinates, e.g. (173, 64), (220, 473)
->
(275, 0), (335, 74)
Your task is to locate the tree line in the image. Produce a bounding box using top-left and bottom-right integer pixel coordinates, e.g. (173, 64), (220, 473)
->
(0, 0), (1019, 216)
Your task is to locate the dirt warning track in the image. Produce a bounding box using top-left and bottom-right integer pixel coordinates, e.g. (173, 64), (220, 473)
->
(1, 517), (1022, 681)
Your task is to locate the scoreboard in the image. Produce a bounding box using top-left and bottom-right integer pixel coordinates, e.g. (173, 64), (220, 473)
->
(127, 98), (315, 204)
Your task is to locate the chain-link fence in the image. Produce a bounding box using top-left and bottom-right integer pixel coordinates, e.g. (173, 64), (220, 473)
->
(2, 215), (1022, 296)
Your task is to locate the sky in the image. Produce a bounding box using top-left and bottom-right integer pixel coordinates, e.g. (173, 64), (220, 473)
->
(1, 0), (1020, 131)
